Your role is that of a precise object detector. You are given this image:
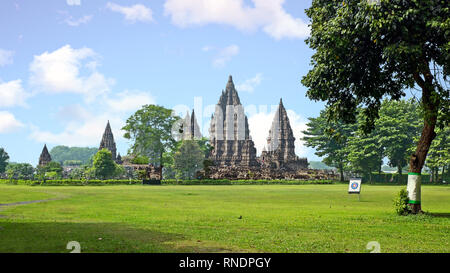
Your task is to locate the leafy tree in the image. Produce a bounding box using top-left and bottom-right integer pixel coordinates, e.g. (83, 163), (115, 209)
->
(174, 140), (205, 180)
(302, 0), (449, 213)
(346, 118), (383, 182)
(6, 163), (35, 180)
(376, 99), (422, 175)
(131, 155), (150, 165)
(122, 104), (180, 166)
(302, 110), (355, 181)
(0, 148), (9, 174)
(425, 125), (450, 182)
(163, 137), (212, 179)
(91, 149), (119, 179)
(49, 146), (98, 166)
(68, 165), (91, 180)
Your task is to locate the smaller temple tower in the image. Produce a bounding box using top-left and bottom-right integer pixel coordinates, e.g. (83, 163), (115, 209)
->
(182, 110), (202, 140)
(39, 144), (52, 166)
(261, 99), (308, 170)
(99, 121), (117, 161)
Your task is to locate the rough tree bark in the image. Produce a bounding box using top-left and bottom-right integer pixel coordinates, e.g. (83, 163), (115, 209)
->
(409, 62), (439, 214)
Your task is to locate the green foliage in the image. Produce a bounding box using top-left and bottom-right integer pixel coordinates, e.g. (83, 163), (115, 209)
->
(63, 160), (82, 166)
(425, 125), (450, 182)
(0, 147), (9, 174)
(49, 146), (98, 166)
(5, 163), (35, 180)
(0, 178), (336, 186)
(67, 165), (91, 180)
(91, 149), (120, 179)
(376, 99), (422, 174)
(122, 104), (180, 166)
(308, 161), (335, 170)
(302, 0), (449, 131)
(131, 155), (150, 164)
(302, 110), (355, 181)
(346, 110), (383, 177)
(174, 140), (205, 180)
(394, 188), (411, 216)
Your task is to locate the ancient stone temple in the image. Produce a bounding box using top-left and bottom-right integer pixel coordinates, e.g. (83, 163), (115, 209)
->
(182, 110), (202, 140)
(39, 144), (52, 166)
(208, 75), (258, 167)
(99, 121), (117, 161)
(261, 99), (308, 170)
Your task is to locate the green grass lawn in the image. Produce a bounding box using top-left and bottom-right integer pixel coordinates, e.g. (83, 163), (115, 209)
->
(0, 184), (449, 253)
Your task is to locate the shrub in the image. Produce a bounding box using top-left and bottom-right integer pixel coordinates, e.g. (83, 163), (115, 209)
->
(393, 188), (411, 216)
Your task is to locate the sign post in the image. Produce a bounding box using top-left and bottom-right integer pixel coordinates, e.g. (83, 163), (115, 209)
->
(348, 178), (362, 201)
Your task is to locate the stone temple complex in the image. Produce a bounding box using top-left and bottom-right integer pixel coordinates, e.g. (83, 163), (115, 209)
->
(38, 144), (52, 166)
(83, 75), (314, 180)
(99, 121), (117, 162)
(208, 76), (259, 167)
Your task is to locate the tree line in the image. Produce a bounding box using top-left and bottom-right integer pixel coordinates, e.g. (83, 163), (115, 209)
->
(302, 99), (449, 183)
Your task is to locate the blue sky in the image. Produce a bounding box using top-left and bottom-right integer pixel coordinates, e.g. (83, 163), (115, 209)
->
(0, 0), (328, 165)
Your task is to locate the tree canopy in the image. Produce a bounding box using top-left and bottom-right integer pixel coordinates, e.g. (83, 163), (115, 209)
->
(122, 104), (180, 166)
(0, 148), (9, 174)
(91, 149), (121, 179)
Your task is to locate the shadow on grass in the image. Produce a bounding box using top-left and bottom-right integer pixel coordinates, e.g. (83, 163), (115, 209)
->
(426, 212), (450, 218)
(0, 221), (239, 253)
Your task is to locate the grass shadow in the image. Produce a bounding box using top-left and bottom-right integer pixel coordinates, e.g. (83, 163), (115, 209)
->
(425, 212), (450, 218)
(0, 221), (241, 253)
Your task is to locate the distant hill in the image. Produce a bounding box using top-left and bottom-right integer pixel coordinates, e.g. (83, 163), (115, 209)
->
(308, 161), (336, 170)
(49, 146), (98, 166)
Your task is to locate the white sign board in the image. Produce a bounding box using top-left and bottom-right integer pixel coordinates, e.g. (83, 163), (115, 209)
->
(348, 178), (362, 194)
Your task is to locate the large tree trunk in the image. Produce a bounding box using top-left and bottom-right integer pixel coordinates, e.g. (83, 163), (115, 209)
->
(409, 66), (439, 214)
(339, 162), (344, 182)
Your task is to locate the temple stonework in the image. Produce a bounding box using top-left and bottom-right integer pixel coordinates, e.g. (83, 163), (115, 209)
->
(208, 76), (258, 167)
(182, 110), (202, 140)
(261, 99), (308, 170)
(99, 121), (117, 161)
(39, 144), (52, 166)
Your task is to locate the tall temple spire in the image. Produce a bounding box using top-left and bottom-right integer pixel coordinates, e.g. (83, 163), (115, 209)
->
(182, 110), (202, 140)
(99, 120), (117, 161)
(208, 75), (258, 167)
(39, 144), (52, 166)
(218, 75), (241, 106)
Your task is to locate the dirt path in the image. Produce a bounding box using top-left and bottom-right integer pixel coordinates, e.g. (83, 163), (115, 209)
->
(0, 191), (70, 218)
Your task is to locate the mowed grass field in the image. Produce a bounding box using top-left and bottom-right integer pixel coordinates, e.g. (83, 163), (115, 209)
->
(0, 184), (449, 253)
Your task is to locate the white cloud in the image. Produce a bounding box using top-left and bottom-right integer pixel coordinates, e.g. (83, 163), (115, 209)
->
(30, 114), (123, 147)
(248, 107), (307, 156)
(29, 90), (156, 146)
(0, 49), (14, 66)
(64, 15), (92, 26)
(212, 45), (239, 68)
(29, 45), (114, 103)
(236, 73), (263, 93)
(0, 111), (24, 133)
(164, 0), (310, 40)
(106, 2), (154, 23)
(66, 0), (81, 6)
(106, 90), (155, 112)
(0, 79), (29, 108)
